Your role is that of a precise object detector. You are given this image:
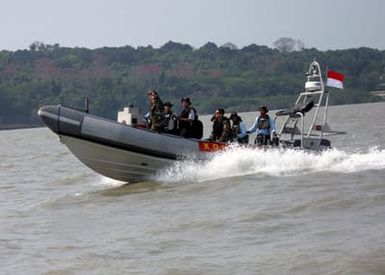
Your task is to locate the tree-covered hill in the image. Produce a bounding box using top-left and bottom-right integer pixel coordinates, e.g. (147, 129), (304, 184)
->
(0, 41), (383, 128)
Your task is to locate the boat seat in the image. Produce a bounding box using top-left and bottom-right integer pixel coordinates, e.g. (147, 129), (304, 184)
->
(275, 100), (314, 117)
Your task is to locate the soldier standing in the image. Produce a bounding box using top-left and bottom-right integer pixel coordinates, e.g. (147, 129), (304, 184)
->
(147, 89), (165, 132)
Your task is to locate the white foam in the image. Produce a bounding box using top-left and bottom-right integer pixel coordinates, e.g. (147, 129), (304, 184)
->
(327, 147), (385, 173)
(157, 146), (385, 183)
(94, 176), (126, 187)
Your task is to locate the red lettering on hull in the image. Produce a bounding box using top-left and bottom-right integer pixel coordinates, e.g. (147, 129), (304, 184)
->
(198, 141), (228, 152)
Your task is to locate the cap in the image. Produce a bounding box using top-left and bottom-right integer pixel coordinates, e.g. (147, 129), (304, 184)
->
(164, 101), (173, 107)
(258, 105), (268, 112)
(181, 97), (191, 104)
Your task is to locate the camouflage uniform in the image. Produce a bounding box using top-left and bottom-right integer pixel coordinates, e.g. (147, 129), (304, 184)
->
(218, 117), (231, 142)
(231, 123), (240, 141)
(210, 116), (232, 142)
(231, 122), (249, 144)
(149, 98), (165, 131)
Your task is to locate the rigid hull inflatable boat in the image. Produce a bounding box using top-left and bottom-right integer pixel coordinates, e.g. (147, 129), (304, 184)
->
(38, 61), (344, 181)
(38, 104), (224, 181)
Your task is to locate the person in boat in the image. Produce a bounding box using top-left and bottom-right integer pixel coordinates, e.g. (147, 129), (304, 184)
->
(178, 97), (198, 138)
(247, 105), (277, 145)
(147, 89), (165, 132)
(163, 101), (177, 134)
(209, 108), (232, 142)
(229, 112), (248, 144)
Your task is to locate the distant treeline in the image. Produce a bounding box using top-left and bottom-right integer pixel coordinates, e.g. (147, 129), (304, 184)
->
(0, 41), (384, 127)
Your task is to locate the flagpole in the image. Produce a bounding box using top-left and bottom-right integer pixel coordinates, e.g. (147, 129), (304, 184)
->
(325, 66), (328, 88)
(323, 65), (329, 137)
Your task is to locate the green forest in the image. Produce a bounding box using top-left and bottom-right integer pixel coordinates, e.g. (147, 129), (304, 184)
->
(0, 41), (384, 129)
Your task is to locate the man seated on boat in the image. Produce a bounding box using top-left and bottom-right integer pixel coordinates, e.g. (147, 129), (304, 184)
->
(209, 108), (232, 142)
(163, 101), (177, 134)
(229, 112), (249, 144)
(178, 97), (198, 138)
(147, 89), (165, 132)
(247, 105), (277, 145)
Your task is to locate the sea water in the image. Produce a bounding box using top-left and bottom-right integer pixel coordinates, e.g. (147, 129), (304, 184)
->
(1, 102), (385, 274)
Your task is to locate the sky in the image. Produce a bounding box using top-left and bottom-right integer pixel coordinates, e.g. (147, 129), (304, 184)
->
(1, 0), (384, 51)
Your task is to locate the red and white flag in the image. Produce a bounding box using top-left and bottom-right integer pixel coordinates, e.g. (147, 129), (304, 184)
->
(327, 70), (345, 89)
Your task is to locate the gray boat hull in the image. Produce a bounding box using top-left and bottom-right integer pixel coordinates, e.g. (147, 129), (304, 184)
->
(61, 135), (173, 181)
(38, 105), (209, 181)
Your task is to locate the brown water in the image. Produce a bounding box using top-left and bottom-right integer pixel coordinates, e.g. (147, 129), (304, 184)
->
(1, 102), (385, 274)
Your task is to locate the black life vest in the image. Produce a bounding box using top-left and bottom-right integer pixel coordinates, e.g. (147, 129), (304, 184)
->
(212, 120), (223, 139)
(180, 108), (190, 119)
(179, 107), (196, 126)
(212, 117), (231, 141)
(179, 107), (203, 139)
(257, 115), (271, 129)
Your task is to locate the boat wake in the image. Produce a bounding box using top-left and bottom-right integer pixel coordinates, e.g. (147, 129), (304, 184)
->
(157, 146), (385, 183)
